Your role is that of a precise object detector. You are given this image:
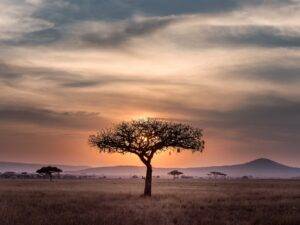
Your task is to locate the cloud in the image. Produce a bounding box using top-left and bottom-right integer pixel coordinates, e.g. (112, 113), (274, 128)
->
(6, 28), (62, 45)
(4, 0), (299, 49)
(0, 0), (300, 164)
(205, 25), (300, 48)
(0, 62), (22, 80)
(168, 95), (300, 144)
(0, 61), (80, 85)
(32, 0), (241, 24)
(1, 15), (178, 47)
(61, 76), (171, 88)
(78, 16), (177, 47)
(0, 61), (184, 89)
(7, 0), (240, 47)
(204, 96), (300, 130)
(168, 25), (300, 49)
(0, 0), (54, 42)
(91, 91), (300, 143)
(0, 105), (110, 130)
(225, 58), (300, 84)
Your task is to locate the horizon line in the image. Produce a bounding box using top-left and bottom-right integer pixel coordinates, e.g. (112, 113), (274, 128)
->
(1, 157), (299, 169)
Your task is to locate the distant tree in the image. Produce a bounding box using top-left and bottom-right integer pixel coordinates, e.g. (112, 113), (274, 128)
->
(168, 170), (183, 179)
(36, 166), (62, 181)
(89, 118), (204, 197)
(209, 171), (227, 179)
(208, 171), (227, 186)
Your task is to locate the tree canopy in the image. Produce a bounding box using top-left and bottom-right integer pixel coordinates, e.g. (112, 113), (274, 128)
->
(89, 118), (204, 161)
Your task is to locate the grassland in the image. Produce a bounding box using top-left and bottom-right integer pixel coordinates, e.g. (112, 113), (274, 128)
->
(0, 179), (299, 225)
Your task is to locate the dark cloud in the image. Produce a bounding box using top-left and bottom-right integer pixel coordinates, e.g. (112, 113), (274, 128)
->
(129, 0), (240, 17)
(80, 17), (176, 47)
(8, 0), (240, 47)
(209, 25), (300, 48)
(40, 0), (295, 23)
(5, 1), (298, 48)
(154, 94), (300, 144)
(33, 0), (241, 24)
(233, 64), (300, 84)
(203, 96), (300, 135)
(30, 0), (296, 26)
(3, 15), (176, 48)
(0, 105), (110, 130)
(61, 76), (184, 88)
(1, 90), (299, 146)
(169, 95), (300, 144)
(174, 25), (300, 49)
(171, 95), (300, 143)
(20, 0), (283, 47)
(0, 62), (22, 80)
(62, 77), (138, 88)
(0, 61), (66, 80)
(219, 57), (300, 84)
(0, 61), (182, 88)
(0, 62), (105, 87)
(0, 62), (82, 88)
(90, 92), (300, 143)
(12, 28), (62, 45)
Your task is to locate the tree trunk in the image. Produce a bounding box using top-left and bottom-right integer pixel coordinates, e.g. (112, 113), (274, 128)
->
(49, 173), (53, 182)
(143, 164), (152, 197)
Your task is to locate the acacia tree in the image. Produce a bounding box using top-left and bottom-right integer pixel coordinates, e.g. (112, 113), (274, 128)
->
(208, 171), (227, 186)
(36, 166), (62, 181)
(89, 118), (204, 197)
(208, 171), (227, 179)
(168, 170), (183, 179)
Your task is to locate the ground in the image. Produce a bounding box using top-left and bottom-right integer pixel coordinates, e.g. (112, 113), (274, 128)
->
(0, 179), (299, 225)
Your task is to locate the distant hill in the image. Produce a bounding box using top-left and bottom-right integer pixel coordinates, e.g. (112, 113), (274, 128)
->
(0, 161), (90, 173)
(74, 158), (300, 178)
(183, 158), (300, 178)
(1, 158), (299, 178)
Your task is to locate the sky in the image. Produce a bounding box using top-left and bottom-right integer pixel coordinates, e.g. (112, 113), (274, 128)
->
(0, 0), (299, 167)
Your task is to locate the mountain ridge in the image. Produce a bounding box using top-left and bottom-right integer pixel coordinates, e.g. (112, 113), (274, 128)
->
(74, 158), (300, 178)
(0, 158), (299, 178)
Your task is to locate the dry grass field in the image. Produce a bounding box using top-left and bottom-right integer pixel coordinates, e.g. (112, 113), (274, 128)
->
(0, 179), (299, 225)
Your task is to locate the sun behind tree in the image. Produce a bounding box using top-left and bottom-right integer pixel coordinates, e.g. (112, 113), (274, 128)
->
(89, 118), (204, 197)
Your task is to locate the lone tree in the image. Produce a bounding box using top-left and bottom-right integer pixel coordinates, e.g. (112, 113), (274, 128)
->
(168, 170), (183, 179)
(89, 118), (204, 196)
(36, 166), (62, 181)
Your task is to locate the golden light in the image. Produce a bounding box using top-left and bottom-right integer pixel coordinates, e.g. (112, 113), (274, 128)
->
(131, 112), (157, 120)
